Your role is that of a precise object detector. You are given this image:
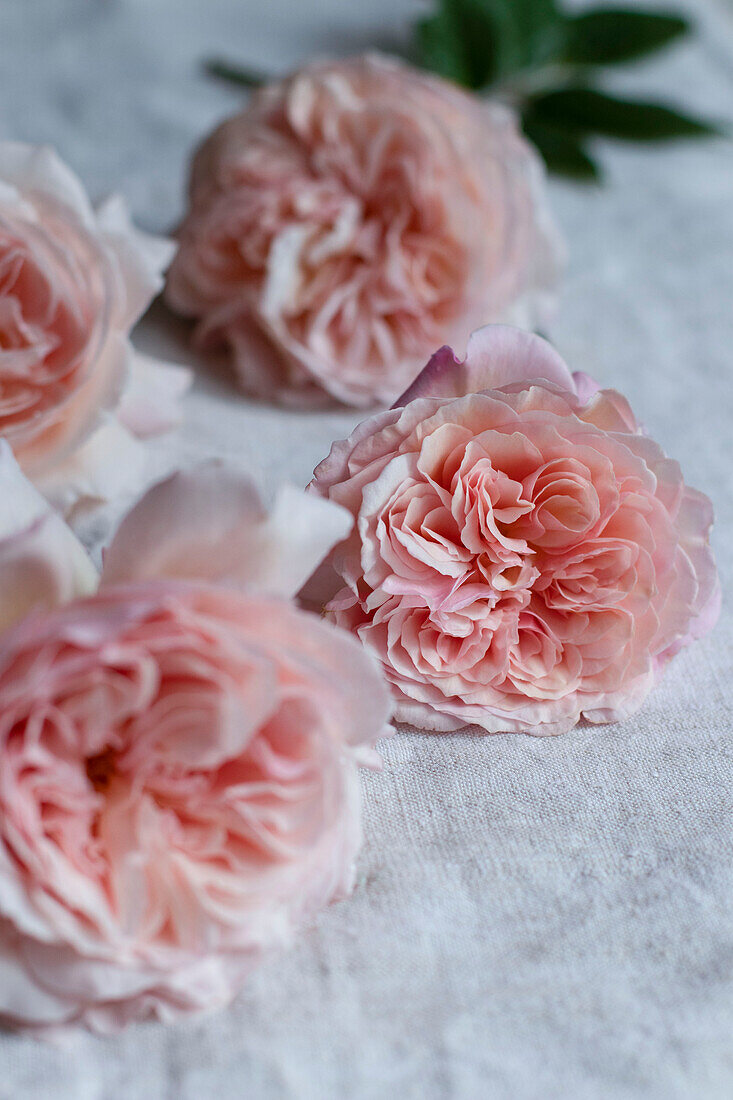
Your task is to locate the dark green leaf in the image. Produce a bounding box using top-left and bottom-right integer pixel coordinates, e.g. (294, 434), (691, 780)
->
(563, 7), (689, 65)
(204, 59), (267, 88)
(522, 115), (601, 179)
(527, 86), (720, 140)
(416, 2), (498, 88)
(416, 12), (471, 87)
(416, 0), (564, 90)
(486, 0), (565, 78)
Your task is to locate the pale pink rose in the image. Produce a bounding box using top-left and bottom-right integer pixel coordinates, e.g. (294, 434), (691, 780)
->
(0, 143), (191, 514)
(0, 462), (390, 1033)
(166, 54), (562, 407)
(308, 325), (719, 735)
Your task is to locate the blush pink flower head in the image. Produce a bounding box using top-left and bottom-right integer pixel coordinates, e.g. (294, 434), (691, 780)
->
(0, 459), (390, 1033)
(0, 142), (191, 514)
(308, 325), (720, 735)
(166, 54), (562, 407)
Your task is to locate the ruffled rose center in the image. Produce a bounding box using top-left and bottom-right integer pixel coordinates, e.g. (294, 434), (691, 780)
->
(84, 747), (117, 792)
(332, 403), (696, 711)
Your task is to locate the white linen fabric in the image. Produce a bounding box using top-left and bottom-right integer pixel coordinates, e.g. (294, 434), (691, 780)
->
(0, 0), (732, 1096)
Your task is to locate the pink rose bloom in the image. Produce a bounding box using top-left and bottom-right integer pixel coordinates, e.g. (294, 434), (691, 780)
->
(308, 325), (719, 735)
(0, 143), (191, 514)
(166, 54), (562, 407)
(0, 457), (390, 1033)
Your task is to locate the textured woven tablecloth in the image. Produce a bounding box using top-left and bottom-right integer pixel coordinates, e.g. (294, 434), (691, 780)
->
(1, 1), (732, 1096)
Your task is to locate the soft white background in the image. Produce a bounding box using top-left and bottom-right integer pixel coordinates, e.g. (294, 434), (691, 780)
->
(1, 0), (732, 1096)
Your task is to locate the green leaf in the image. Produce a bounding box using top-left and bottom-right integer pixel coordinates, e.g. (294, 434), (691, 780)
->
(204, 59), (267, 88)
(416, 0), (564, 90)
(527, 87), (720, 141)
(563, 7), (689, 65)
(487, 0), (565, 78)
(415, 11), (470, 87)
(416, 1), (498, 88)
(522, 115), (601, 179)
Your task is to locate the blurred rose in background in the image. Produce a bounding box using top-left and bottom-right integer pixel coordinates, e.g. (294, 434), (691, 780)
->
(167, 55), (562, 408)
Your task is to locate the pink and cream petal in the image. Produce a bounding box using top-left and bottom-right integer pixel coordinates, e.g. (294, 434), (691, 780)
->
(102, 464), (352, 597)
(0, 143), (95, 227)
(0, 441), (97, 632)
(34, 418), (150, 518)
(116, 353), (192, 438)
(95, 194), (176, 328)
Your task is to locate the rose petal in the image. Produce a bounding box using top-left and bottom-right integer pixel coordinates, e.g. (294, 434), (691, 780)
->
(116, 353), (192, 438)
(101, 464), (352, 597)
(95, 194), (176, 329)
(34, 418), (150, 519)
(395, 325), (575, 405)
(0, 926), (73, 1027)
(572, 371), (601, 404)
(0, 142), (94, 227)
(0, 441), (97, 632)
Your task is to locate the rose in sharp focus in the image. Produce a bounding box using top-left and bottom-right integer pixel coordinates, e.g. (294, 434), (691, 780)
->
(307, 325), (719, 735)
(166, 54), (562, 407)
(0, 460), (390, 1033)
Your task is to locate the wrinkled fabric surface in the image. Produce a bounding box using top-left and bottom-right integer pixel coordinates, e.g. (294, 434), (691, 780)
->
(0, 0), (732, 1096)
